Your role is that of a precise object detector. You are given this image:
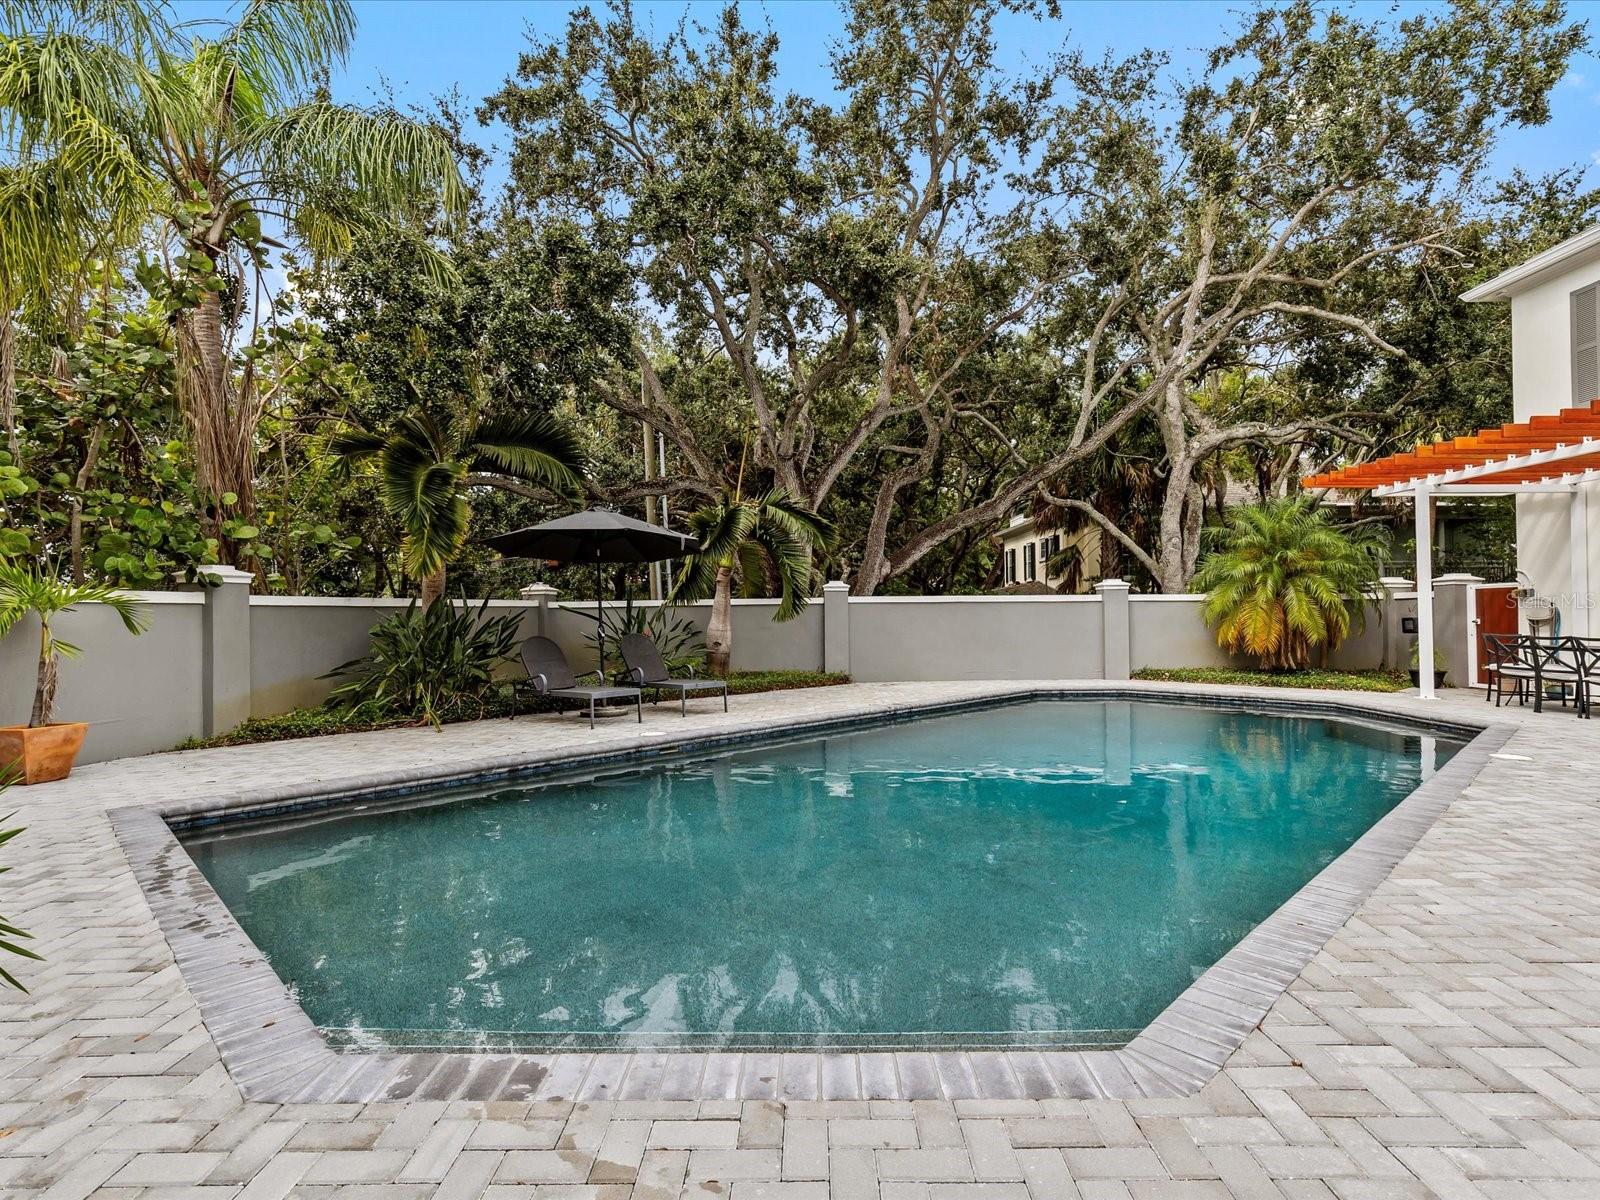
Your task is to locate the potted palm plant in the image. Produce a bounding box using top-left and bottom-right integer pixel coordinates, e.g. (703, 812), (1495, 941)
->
(1409, 642), (1448, 690)
(0, 562), (147, 783)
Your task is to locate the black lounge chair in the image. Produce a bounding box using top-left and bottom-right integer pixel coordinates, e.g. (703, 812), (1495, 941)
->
(512, 636), (641, 729)
(619, 633), (729, 717)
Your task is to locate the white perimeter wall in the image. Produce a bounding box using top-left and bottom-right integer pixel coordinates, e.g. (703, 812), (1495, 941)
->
(0, 593), (206, 763)
(847, 597), (1103, 681)
(0, 586), (1417, 764)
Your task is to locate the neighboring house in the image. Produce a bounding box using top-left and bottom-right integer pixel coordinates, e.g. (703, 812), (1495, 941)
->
(995, 513), (1102, 593)
(1463, 225), (1600, 619)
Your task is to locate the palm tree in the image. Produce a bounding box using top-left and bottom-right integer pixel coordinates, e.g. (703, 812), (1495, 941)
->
(669, 489), (832, 677)
(1193, 497), (1385, 671)
(330, 399), (585, 608)
(0, 560), (146, 726)
(1, 1), (463, 554)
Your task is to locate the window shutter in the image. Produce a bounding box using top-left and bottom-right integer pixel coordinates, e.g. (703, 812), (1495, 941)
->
(1574, 283), (1600, 405)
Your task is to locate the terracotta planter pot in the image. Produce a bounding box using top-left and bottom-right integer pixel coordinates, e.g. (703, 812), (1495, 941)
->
(0, 722), (88, 785)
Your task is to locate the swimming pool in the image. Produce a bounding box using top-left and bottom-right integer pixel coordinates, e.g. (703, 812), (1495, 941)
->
(183, 698), (1462, 1052)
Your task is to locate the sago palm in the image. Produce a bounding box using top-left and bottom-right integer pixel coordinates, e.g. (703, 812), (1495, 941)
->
(330, 399), (585, 608)
(0, 0), (463, 550)
(669, 489), (832, 677)
(1193, 497), (1384, 671)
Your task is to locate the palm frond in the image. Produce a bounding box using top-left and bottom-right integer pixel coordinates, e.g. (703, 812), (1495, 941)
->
(468, 411), (585, 496)
(242, 100), (464, 260)
(216, 0), (355, 111)
(379, 434), (468, 580)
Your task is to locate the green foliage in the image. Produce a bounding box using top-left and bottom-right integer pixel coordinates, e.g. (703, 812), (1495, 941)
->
(1408, 642), (1448, 671)
(672, 489), (833, 622)
(177, 670), (850, 749)
(577, 603), (707, 678)
(1, 287), (229, 586)
(723, 670), (850, 695)
(171, 702), (427, 749)
(0, 768), (41, 992)
(1131, 668), (1410, 693)
(1193, 498), (1386, 671)
(322, 596), (522, 725)
(330, 399), (584, 596)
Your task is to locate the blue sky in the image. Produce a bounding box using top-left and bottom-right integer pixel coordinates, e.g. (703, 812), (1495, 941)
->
(175, 0), (1600, 187)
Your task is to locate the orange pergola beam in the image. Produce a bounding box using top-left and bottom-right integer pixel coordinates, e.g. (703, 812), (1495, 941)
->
(1304, 400), (1600, 491)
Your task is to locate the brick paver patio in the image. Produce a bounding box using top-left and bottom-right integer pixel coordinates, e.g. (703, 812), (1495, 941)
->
(2, 680), (1597, 1199)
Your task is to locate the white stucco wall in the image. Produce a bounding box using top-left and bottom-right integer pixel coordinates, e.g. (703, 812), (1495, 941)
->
(0, 594), (206, 763)
(847, 597), (1105, 681)
(1507, 256), (1600, 631)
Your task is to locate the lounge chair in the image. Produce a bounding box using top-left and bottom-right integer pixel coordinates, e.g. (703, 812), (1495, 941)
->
(619, 633), (729, 717)
(512, 636), (642, 729)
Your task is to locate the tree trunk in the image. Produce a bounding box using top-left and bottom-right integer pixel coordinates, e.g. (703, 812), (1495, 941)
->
(176, 282), (256, 563)
(705, 565), (734, 677)
(0, 306), (20, 469)
(31, 623), (57, 727)
(68, 421), (104, 584)
(421, 566), (447, 610)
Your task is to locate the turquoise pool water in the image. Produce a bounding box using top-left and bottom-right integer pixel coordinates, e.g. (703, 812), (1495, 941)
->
(184, 699), (1462, 1051)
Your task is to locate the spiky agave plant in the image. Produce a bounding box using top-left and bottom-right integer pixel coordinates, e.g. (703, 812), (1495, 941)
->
(1193, 497), (1385, 671)
(668, 488), (832, 677)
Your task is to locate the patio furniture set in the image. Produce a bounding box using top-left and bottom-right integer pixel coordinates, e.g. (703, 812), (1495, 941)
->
(1483, 633), (1600, 717)
(510, 633), (729, 728)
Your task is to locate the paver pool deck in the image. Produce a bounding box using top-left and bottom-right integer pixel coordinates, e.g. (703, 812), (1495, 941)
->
(3, 679), (1599, 1199)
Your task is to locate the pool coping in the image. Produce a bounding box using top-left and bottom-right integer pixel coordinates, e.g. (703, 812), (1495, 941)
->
(109, 684), (1512, 1103)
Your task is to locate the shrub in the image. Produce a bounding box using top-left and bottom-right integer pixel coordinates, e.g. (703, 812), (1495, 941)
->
(579, 603), (708, 678)
(323, 596), (522, 725)
(1193, 498), (1384, 671)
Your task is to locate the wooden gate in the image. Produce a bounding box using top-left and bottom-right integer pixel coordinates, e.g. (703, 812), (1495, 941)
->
(1469, 584), (1518, 687)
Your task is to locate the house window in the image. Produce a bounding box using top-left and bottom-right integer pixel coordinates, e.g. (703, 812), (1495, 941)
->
(1575, 282), (1600, 404)
(1005, 548), (1016, 584)
(1024, 542), (1037, 582)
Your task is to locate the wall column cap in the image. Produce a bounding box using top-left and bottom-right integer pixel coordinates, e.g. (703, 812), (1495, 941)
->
(1435, 572), (1484, 585)
(1093, 577), (1131, 593)
(520, 583), (560, 600)
(822, 580), (850, 593)
(1378, 575), (1413, 593)
(175, 564), (256, 590)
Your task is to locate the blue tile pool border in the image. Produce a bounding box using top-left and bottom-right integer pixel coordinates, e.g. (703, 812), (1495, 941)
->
(110, 684), (1512, 1104)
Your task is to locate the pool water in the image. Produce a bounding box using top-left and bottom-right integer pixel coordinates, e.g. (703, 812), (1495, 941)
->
(184, 699), (1462, 1051)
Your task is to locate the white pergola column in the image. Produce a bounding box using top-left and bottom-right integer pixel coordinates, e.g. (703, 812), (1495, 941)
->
(1571, 487), (1592, 637)
(1414, 484), (1436, 700)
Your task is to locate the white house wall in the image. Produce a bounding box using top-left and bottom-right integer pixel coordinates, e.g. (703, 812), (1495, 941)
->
(1509, 258), (1600, 625)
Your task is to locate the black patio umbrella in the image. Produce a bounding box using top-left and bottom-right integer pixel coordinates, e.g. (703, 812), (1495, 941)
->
(483, 508), (699, 672)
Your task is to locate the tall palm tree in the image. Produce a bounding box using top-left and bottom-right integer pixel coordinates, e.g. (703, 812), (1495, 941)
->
(330, 398), (585, 608)
(1, 0), (463, 555)
(1193, 497), (1385, 671)
(669, 489), (832, 677)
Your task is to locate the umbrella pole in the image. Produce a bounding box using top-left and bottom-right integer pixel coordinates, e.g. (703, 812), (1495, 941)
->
(595, 558), (605, 682)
